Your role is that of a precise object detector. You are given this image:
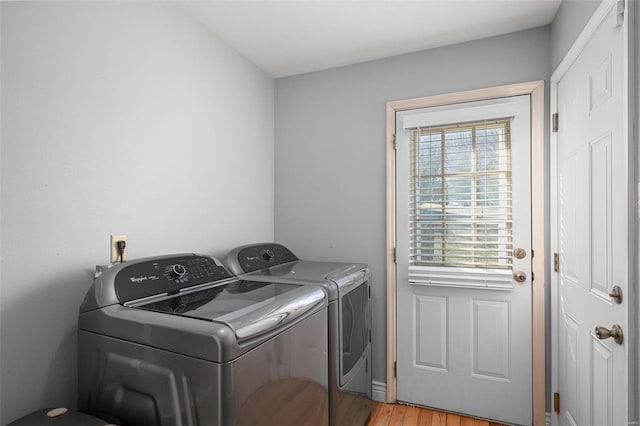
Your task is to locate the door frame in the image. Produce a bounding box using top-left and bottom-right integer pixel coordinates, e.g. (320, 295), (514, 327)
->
(385, 80), (546, 424)
(550, 1), (636, 425)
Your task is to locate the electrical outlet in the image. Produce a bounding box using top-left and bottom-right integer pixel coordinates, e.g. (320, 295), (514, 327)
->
(110, 234), (128, 263)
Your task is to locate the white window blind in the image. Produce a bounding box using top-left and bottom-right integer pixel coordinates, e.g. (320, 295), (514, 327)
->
(409, 119), (513, 271)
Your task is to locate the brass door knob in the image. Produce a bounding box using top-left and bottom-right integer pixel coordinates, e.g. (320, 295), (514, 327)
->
(595, 324), (624, 344)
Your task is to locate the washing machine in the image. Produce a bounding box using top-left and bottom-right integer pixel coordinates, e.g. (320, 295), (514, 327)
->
(78, 253), (329, 426)
(224, 243), (372, 426)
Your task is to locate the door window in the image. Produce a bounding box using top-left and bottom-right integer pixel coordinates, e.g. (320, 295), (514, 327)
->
(409, 120), (512, 270)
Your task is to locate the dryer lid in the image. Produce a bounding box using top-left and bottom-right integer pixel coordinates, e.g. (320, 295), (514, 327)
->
(241, 261), (368, 300)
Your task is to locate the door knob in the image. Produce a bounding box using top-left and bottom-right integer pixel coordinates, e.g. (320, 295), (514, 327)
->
(595, 324), (624, 344)
(513, 271), (527, 283)
(513, 248), (527, 259)
(609, 286), (623, 304)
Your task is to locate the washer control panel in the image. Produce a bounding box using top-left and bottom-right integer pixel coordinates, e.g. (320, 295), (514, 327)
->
(115, 255), (232, 303)
(235, 243), (298, 273)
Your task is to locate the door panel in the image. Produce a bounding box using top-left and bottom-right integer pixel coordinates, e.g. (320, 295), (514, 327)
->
(561, 313), (579, 426)
(589, 132), (612, 298)
(396, 95), (531, 425)
(556, 4), (627, 425)
(472, 299), (510, 380)
(592, 337), (614, 426)
(415, 295), (448, 371)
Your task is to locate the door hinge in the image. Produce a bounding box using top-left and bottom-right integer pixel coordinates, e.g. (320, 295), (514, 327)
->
(393, 134), (397, 150)
(393, 361), (397, 378)
(531, 249), (534, 258)
(616, 0), (625, 26)
(552, 113), (559, 132)
(531, 271), (535, 282)
(553, 392), (560, 414)
(554, 253), (559, 272)
(393, 247), (397, 263)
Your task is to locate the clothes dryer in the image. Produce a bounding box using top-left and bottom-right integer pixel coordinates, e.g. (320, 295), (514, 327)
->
(224, 243), (372, 426)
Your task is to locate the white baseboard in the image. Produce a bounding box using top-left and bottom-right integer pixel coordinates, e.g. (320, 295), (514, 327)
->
(371, 380), (387, 402)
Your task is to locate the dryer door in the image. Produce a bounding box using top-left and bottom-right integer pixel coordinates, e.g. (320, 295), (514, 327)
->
(339, 280), (369, 387)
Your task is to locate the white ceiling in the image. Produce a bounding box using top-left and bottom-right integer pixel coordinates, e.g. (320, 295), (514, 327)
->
(177, 0), (562, 78)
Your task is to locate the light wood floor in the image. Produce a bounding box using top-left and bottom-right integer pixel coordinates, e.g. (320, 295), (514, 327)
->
(367, 402), (508, 426)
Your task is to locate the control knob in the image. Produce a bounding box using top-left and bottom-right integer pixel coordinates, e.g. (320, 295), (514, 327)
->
(263, 250), (275, 261)
(170, 264), (187, 279)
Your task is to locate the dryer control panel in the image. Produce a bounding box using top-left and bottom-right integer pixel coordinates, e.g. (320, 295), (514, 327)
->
(230, 243), (298, 273)
(114, 255), (233, 303)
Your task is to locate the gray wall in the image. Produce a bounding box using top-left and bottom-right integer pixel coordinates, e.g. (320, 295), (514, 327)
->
(274, 26), (551, 387)
(550, 0), (602, 70)
(0, 2), (274, 423)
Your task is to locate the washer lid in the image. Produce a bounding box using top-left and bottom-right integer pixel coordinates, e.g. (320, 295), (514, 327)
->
(134, 280), (326, 342)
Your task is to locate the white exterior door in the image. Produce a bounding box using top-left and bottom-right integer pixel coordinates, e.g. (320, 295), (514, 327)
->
(395, 95), (532, 425)
(555, 3), (629, 426)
